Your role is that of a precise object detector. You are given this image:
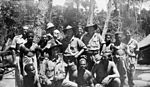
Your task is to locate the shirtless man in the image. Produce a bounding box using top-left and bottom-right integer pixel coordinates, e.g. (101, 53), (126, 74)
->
(20, 30), (40, 76)
(91, 53), (120, 87)
(69, 58), (94, 87)
(23, 63), (41, 87)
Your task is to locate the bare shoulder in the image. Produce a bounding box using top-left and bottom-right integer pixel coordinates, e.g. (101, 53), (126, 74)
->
(109, 61), (116, 67)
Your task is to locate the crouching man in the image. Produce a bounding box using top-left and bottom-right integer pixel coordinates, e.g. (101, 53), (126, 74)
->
(39, 43), (77, 87)
(69, 58), (94, 87)
(91, 53), (120, 87)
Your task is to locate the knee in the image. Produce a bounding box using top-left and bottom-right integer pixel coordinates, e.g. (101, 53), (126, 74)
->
(95, 83), (104, 87)
(112, 78), (121, 87)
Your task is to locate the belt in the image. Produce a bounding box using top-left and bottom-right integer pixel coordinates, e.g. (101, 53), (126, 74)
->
(87, 50), (99, 54)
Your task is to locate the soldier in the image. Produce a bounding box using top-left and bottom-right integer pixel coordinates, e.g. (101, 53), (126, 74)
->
(91, 53), (120, 87)
(46, 22), (55, 40)
(124, 30), (139, 87)
(69, 58), (94, 87)
(62, 25), (87, 67)
(39, 43), (77, 87)
(43, 29), (62, 58)
(82, 23), (105, 70)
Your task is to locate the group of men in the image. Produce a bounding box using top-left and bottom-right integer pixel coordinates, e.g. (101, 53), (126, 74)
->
(0, 22), (139, 87)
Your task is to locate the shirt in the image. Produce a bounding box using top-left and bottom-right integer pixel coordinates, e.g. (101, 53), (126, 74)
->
(127, 38), (139, 54)
(64, 36), (87, 56)
(82, 33), (105, 51)
(39, 58), (67, 81)
(11, 35), (27, 49)
(45, 39), (62, 49)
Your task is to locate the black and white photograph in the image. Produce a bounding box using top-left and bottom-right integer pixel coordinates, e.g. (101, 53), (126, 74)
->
(0, 0), (150, 87)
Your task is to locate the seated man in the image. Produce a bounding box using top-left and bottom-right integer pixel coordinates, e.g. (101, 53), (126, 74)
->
(39, 43), (77, 87)
(69, 58), (94, 87)
(91, 53), (120, 87)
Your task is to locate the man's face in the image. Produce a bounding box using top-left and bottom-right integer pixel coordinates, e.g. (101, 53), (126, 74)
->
(42, 35), (48, 42)
(23, 26), (28, 34)
(78, 27), (83, 35)
(87, 26), (95, 34)
(105, 35), (111, 42)
(79, 60), (87, 70)
(65, 29), (73, 39)
(51, 47), (61, 58)
(125, 31), (131, 40)
(27, 33), (34, 42)
(115, 34), (122, 42)
(53, 30), (60, 39)
(27, 65), (35, 76)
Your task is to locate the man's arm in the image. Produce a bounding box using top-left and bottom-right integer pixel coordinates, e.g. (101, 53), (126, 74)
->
(88, 72), (94, 87)
(108, 61), (120, 79)
(75, 39), (87, 58)
(91, 64), (97, 79)
(101, 61), (120, 85)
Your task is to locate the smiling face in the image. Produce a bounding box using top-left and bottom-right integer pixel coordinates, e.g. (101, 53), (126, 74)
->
(78, 27), (83, 35)
(53, 29), (60, 39)
(27, 32), (34, 43)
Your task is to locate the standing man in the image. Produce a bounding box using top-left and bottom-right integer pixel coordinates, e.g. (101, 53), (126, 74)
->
(69, 58), (94, 87)
(113, 32), (128, 87)
(82, 23), (105, 70)
(10, 25), (29, 87)
(124, 30), (139, 87)
(62, 25), (87, 67)
(20, 30), (40, 76)
(92, 53), (120, 87)
(102, 33), (114, 61)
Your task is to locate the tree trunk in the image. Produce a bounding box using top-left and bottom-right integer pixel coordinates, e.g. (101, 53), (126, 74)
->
(102, 0), (113, 38)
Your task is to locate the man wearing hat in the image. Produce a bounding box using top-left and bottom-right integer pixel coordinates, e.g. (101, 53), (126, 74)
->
(39, 41), (77, 87)
(123, 30), (139, 87)
(46, 22), (55, 39)
(62, 25), (87, 67)
(81, 23), (105, 70)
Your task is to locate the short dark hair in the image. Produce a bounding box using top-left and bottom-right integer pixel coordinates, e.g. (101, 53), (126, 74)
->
(26, 30), (34, 37)
(24, 63), (34, 73)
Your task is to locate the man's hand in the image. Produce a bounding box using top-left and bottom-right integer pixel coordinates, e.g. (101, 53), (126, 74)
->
(101, 76), (111, 85)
